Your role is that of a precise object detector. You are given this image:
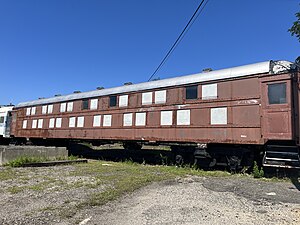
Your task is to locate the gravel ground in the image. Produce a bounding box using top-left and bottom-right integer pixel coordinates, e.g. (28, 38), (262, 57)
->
(76, 176), (300, 225)
(0, 164), (299, 225)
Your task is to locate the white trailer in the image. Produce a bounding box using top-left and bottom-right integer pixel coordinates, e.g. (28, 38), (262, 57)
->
(0, 106), (13, 138)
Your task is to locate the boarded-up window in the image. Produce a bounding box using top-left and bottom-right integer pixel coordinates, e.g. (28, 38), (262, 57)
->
(103, 115), (112, 127)
(69, 117), (76, 127)
(93, 115), (101, 127)
(22, 120), (27, 129)
(56, 118), (62, 128)
(202, 84), (217, 100)
(60, 103), (66, 112)
(38, 119), (43, 128)
(26, 108), (31, 116)
(49, 118), (55, 128)
(177, 110), (190, 125)
(123, 113), (133, 126)
(155, 90), (166, 104)
(77, 116), (84, 127)
(161, 111), (172, 125)
(31, 107), (36, 115)
(67, 102), (73, 112)
(136, 112), (146, 126)
(42, 105), (47, 114)
(47, 105), (53, 114)
(142, 92), (152, 105)
(211, 107), (227, 125)
(90, 99), (98, 110)
(32, 119), (37, 128)
(119, 95), (128, 107)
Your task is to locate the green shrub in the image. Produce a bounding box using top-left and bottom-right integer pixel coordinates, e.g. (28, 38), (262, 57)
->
(252, 161), (264, 178)
(6, 155), (78, 167)
(7, 156), (46, 167)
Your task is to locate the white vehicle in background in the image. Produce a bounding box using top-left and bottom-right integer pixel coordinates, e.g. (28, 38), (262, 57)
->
(0, 105), (14, 139)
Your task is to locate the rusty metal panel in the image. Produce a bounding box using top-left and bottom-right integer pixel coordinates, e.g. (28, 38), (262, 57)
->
(232, 78), (260, 99)
(12, 71), (297, 146)
(260, 74), (293, 140)
(167, 88), (179, 104)
(128, 93), (139, 108)
(232, 105), (260, 127)
(191, 108), (210, 126)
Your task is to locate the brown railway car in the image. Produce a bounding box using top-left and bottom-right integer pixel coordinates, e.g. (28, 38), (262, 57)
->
(9, 60), (300, 169)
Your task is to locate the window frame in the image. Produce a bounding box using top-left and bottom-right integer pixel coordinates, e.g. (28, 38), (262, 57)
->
(185, 85), (198, 100)
(267, 82), (287, 105)
(109, 96), (117, 107)
(82, 99), (89, 110)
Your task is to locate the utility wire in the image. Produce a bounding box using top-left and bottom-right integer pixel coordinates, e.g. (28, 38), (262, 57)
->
(148, 0), (210, 81)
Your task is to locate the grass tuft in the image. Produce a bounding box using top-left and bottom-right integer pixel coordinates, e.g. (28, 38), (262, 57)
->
(252, 161), (264, 178)
(6, 155), (80, 167)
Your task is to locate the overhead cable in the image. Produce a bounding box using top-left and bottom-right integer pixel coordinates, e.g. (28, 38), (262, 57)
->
(148, 0), (210, 81)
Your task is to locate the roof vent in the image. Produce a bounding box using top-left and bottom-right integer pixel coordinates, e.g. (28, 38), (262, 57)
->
(124, 82), (133, 86)
(202, 68), (213, 73)
(54, 94), (62, 97)
(38, 97), (45, 99)
(152, 77), (160, 81)
(96, 87), (105, 90)
(73, 91), (81, 94)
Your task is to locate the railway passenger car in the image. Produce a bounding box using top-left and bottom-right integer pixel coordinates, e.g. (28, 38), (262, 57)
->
(0, 106), (13, 143)
(8, 60), (300, 169)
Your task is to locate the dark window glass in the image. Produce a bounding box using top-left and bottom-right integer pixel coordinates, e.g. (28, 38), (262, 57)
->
(186, 85), (198, 99)
(110, 96), (117, 107)
(0, 116), (4, 124)
(268, 83), (287, 104)
(82, 99), (89, 110)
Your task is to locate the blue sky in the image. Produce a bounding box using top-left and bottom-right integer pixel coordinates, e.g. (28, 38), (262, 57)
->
(0, 0), (299, 104)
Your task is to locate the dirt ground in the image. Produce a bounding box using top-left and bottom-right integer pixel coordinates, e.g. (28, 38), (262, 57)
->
(76, 176), (300, 225)
(0, 163), (299, 225)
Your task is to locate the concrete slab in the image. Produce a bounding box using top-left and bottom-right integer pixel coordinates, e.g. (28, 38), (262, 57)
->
(0, 145), (68, 166)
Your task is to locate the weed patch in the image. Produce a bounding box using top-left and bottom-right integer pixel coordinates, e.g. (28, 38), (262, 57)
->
(252, 161), (264, 178)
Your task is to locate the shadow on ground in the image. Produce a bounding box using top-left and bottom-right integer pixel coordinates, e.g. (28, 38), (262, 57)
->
(264, 168), (300, 191)
(68, 143), (175, 165)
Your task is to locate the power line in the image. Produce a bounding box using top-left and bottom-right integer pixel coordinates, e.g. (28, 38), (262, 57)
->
(148, 0), (210, 81)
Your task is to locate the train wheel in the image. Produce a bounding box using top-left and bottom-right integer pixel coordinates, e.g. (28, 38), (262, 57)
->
(175, 154), (184, 166)
(227, 156), (242, 172)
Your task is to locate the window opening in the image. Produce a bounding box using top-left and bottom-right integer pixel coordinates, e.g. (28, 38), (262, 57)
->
(82, 99), (89, 110)
(186, 86), (198, 99)
(110, 96), (117, 107)
(268, 83), (287, 104)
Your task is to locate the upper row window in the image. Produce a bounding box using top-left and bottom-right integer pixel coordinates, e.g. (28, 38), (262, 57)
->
(0, 116), (4, 124)
(109, 95), (129, 107)
(110, 96), (117, 107)
(26, 107), (37, 116)
(268, 82), (287, 105)
(42, 105), (53, 114)
(142, 90), (166, 105)
(186, 85), (198, 99)
(82, 99), (89, 110)
(185, 84), (218, 100)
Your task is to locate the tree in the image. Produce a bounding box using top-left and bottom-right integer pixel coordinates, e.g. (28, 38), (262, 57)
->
(289, 11), (300, 42)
